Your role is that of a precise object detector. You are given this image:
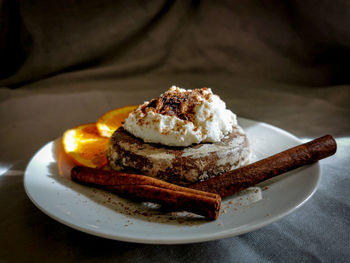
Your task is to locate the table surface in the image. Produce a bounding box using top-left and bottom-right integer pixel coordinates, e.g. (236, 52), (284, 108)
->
(0, 72), (349, 262)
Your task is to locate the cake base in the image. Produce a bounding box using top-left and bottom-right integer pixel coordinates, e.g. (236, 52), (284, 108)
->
(108, 126), (251, 186)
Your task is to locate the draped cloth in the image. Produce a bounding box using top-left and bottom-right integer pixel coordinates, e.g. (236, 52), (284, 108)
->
(0, 1), (349, 262)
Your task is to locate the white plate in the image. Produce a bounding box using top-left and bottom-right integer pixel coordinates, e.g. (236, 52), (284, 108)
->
(24, 118), (320, 244)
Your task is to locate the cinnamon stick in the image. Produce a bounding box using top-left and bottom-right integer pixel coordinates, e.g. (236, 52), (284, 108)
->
(71, 166), (221, 220)
(190, 135), (337, 197)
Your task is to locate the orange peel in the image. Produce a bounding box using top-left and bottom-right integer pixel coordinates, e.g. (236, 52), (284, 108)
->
(96, 105), (138, 138)
(62, 123), (109, 168)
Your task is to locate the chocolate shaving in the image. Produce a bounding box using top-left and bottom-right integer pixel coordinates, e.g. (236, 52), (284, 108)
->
(141, 88), (211, 122)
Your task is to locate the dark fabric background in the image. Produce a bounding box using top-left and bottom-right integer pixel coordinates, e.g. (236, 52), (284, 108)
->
(1, 0), (350, 87)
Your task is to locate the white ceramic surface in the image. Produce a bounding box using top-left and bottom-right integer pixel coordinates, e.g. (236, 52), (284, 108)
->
(24, 118), (320, 244)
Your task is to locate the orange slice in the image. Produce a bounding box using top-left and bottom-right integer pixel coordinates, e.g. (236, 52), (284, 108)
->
(62, 123), (109, 168)
(96, 105), (138, 138)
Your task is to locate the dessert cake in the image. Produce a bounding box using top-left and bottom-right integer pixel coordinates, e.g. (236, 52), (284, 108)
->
(107, 86), (251, 186)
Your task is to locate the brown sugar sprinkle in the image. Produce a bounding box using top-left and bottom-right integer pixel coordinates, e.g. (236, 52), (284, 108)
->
(141, 87), (211, 122)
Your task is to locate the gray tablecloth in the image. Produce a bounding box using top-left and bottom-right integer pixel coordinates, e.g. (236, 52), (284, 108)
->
(0, 72), (349, 262)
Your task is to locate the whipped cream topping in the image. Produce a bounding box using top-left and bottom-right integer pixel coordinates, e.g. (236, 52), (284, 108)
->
(123, 86), (238, 147)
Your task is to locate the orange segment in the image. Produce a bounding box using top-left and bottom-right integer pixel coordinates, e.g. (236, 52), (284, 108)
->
(97, 105), (138, 138)
(62, 123), (109, 168)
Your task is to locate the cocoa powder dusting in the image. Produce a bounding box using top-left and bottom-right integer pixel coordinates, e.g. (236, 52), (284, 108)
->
(141, 88), (211, 122)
